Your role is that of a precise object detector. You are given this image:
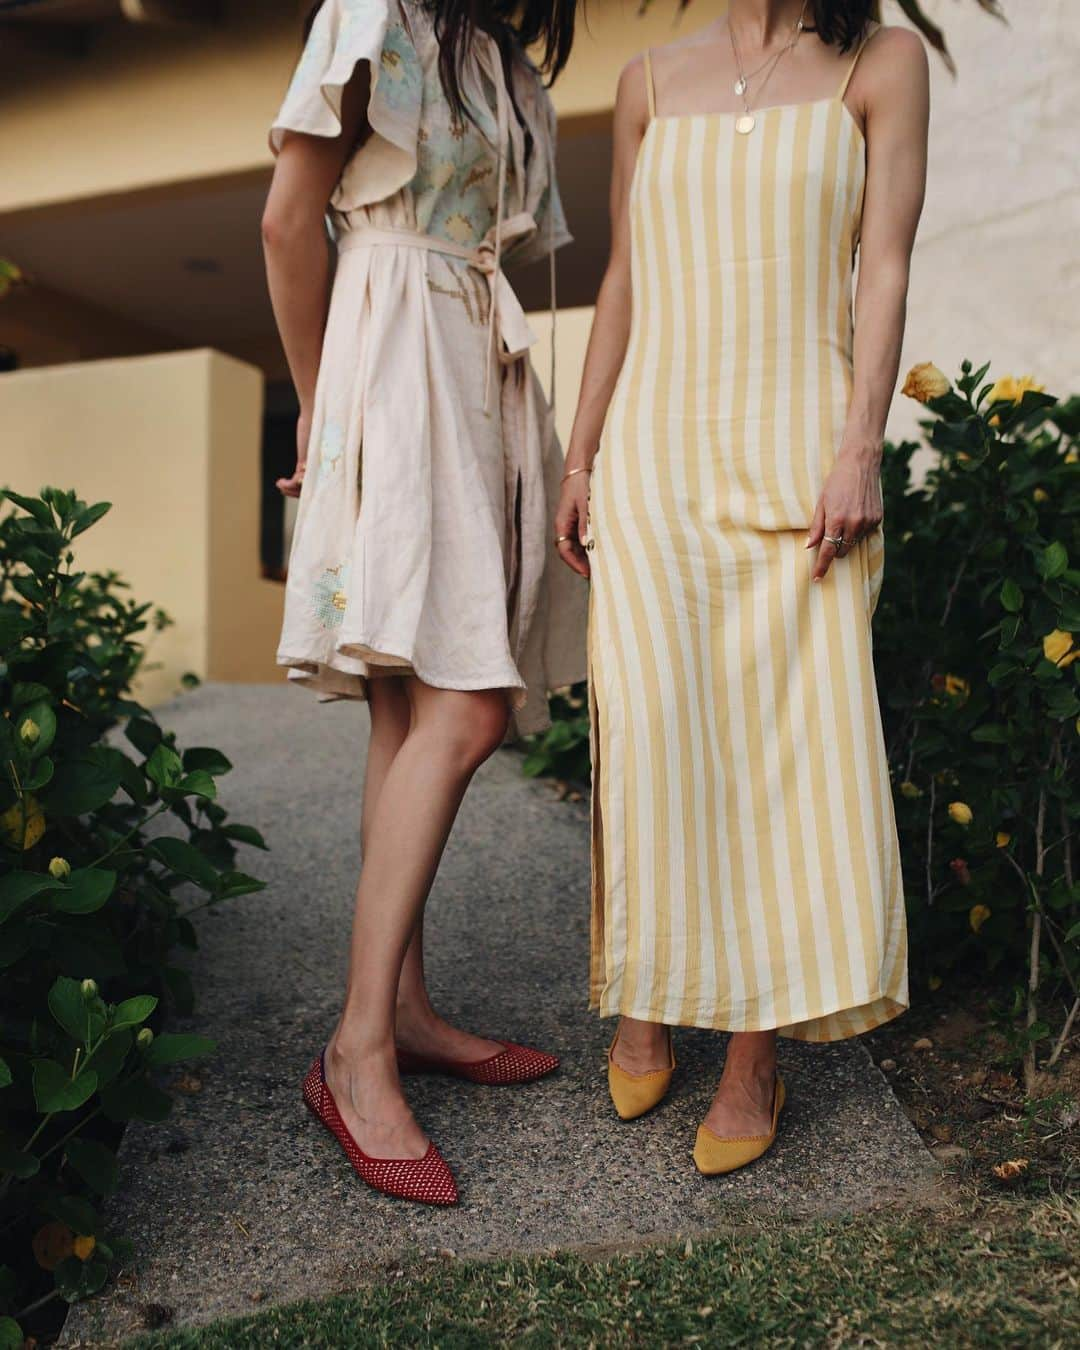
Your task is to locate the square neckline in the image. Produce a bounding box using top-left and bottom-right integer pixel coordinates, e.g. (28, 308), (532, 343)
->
(648, 96), (866, 148)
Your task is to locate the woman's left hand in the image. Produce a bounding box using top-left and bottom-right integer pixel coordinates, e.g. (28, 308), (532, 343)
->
(805, 448), (883, 581)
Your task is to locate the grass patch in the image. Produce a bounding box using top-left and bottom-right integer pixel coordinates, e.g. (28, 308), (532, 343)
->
(135, 1195), (1076, 1349)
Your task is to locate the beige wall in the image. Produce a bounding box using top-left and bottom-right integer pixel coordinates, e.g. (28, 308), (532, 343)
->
(0, 348), (281, 705)
(891, 0), (1080, 442)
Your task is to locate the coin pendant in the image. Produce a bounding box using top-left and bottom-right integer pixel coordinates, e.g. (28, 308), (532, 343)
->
(735, 113), (755, 135)
(734, 77), (746, 96)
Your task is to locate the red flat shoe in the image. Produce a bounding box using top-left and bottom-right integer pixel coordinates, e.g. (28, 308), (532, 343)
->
(302, 1053), (458, 1206)
(396, 1040), (559, 1085)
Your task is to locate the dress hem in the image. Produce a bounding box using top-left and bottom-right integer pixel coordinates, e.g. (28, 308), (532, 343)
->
(587, 988), (909, 1044)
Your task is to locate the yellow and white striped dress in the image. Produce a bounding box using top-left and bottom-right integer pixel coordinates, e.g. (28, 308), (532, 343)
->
(587, 40), (908, 1042)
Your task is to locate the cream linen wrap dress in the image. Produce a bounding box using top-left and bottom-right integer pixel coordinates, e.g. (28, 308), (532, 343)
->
(271, 0), (587, 734)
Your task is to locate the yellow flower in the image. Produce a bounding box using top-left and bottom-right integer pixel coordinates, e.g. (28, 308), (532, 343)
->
(1043, 630), (1078, 668)
(948, 801), (973, 826)
(969, 903), (991, 934)
(995, 831), (1011, 849)
(1066, 448), (1078, 464)
(72, 1234), (96, 1262)
(0, 795), (45, 850)
(989, 374), (1045, 424)
(899, 781), (922, 799)
(944, 674), (969, 698)
(1033, 488), (1049, 503)
(49, 856), (71, 880)
(901, 362), (950, 404)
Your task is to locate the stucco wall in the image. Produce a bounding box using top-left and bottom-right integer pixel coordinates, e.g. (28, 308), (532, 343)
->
(0, 348), (281, 705)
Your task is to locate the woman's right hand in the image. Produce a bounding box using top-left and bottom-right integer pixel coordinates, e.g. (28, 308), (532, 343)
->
(277, 406), (311, 499)
(554, 471), (591, 579)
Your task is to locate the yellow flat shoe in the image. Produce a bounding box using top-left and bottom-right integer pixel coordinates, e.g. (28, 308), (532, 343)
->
(693, 1074), (785, 1175)
(607, 1027), (675, 1121)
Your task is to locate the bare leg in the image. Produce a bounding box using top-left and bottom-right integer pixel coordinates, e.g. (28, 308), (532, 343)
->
(325, 678), (509, 1159)
(701, 1030), (778, 1136)
(611, 1016), (672, 1074)
(360, 680), (502, 1064)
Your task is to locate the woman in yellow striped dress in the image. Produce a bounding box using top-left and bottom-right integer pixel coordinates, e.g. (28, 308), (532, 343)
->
(555, 0), (928, 1173)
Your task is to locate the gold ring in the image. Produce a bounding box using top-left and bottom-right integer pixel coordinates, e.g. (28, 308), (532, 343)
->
(554, 534), (574, 546)
(823, 532), (845, 548)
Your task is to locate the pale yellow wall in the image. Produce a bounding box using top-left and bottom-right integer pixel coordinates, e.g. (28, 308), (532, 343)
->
(0, 348), (280, 705)
(0, 1), (723, 215)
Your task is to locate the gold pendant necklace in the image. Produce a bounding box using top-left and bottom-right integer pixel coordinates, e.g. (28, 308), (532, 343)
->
(729, 1), (808, 135)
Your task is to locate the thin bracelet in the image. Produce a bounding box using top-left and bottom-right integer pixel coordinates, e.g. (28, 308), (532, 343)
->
(562, 466), (592, 484)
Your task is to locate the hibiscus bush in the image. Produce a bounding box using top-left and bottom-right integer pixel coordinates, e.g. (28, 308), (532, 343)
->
(0, 488), (267, 1345)
(874, 360), (1078, 1089)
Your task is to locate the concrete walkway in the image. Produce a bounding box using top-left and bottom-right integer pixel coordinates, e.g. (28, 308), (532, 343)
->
(65, 685), (936, 1345)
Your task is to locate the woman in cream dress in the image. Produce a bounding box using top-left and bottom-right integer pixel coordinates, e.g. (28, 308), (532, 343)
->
(556, 0), (927, 1174)
(264, 0), (585, 1204)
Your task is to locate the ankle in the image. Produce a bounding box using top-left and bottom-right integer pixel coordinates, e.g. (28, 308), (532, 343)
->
(327, 1029), (395, 1071)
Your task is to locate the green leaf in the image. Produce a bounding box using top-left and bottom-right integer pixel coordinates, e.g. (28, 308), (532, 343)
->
(223, 823), (270, 851)
(46, 1192), (101, 1236)
(999, 579), (1023, 612)
(70, 501), (111, 538)
(32, 1059), (98, 1114)
(144, 1033), (215, 1068)
(43, 754), (121, 815)
(51, 868), (117, 915)
(54, 1254), (108, 1304)
(0, 1316), (24, 1350)
(64, 1138), (120, 1195)
(0, 1145), (39, 1179)
(100, 1076), (172, 1123)
(214, 871), (266, 901)
(146, 743), (183, 790)
(175, 770), (217, 801)
(150, 836), (220, 890)
(125, 717), (162, 758)
(2, 489), (53, 525)
(0, 1056), (10, 1089)
(182, 747), (233, 776)
(0, 870), (62, 924)
(24, 755), (55, 792)
(971, 724), (1009, 744)
(48, 976), (92, 1045)
(111, 994), (158, 1032)
(1039, 541), (1069, 580)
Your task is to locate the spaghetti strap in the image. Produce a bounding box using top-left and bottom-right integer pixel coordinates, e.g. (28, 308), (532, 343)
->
(837, 26), (879, 100)
(643, 48), (656, 120)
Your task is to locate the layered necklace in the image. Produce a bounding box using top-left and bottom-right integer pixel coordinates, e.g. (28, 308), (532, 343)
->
(728, 0), (809, 135)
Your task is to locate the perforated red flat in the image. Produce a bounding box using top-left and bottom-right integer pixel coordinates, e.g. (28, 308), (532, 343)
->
(302, 1053), (458, 1206)
(396, 1040), (559, 1085)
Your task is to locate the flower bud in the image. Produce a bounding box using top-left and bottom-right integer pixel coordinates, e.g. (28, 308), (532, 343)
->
(137, 1027), (154, 1050)
(80, 978), (98, 1001)
(49, 856), (71, 880)
(901, 362), (950, 404)
(948, 801), (973, 826)
(19, 717), (40, 745)
(899, 781), (922, 800)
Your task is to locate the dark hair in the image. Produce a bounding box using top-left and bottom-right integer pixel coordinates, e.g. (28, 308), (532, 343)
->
(806, 0), (873, 53)
(304, 0), (577, 122)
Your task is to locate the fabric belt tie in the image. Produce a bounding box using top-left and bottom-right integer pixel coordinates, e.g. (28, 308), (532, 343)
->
(337, 215), (538, 413)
